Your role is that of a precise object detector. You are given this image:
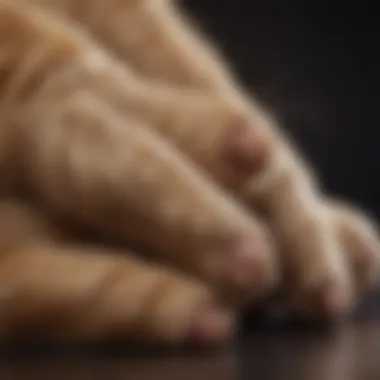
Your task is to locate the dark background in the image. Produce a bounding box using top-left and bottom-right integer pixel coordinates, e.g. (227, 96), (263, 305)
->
(183, 0), (380, 216)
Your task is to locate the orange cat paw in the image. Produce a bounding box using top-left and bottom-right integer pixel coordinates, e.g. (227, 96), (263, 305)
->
(329, 202), (380, 293)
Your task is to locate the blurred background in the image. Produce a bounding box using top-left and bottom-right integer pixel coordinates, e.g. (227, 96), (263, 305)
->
(183, 0), (380, 216)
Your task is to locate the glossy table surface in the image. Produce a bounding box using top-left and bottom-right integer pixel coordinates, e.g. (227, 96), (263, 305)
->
(1, 299), (380, 380)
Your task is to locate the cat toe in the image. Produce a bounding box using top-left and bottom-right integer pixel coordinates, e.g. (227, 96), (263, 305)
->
(219, 229), (278, 304)
(221, 118), (272, 177)
(187, 302), (235, 345)
(293, 279), (353, 319)
(330, 203), (380, 291)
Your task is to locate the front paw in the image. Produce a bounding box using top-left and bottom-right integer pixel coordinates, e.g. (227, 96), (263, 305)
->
(328, 201), (380, 294)
(270, 198), (380, 319)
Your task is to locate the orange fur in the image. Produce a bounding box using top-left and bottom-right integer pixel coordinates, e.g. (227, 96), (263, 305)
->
(0, 0), (378, 344)
(0, 200), (234, 343)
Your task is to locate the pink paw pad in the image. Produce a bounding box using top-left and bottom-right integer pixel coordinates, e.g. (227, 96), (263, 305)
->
(300, 282), (353, 318)
(222, 121), (271, 176)
(188, 304), (235, 345)
(222, 232), (278, 303)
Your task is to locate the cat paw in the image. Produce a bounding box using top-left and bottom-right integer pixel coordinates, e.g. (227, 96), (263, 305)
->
(148, 94), (380, 318)
(280, 201), (380, 319)
(329, 202), (380, 293)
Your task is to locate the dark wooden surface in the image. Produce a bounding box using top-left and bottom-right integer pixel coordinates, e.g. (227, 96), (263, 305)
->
(1, 317), (380, 380)
(1, 296), (380, 380)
